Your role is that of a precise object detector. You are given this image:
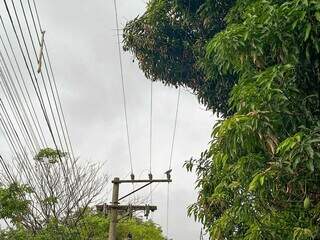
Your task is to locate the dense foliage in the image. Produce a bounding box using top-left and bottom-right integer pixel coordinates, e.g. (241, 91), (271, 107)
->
(125, 0), (320, 239)
(123, 0), (237, 116)
(0, 183), (30, 225)
(0, 211), (164, 240)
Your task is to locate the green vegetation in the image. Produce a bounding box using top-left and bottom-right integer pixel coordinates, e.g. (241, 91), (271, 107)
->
(124, 0), (320, 239)
(0, 148), (165, 239)
(0, 183), (31, 224)
(34, 148), (67, 163)
(123, 0), (237, 116)
(0, 209), (164, 240)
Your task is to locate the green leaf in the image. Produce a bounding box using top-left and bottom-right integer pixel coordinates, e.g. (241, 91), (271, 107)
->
(304, 23), (311, 41)
(304, 197), (311, 209)
(306, 146), (314, 158)
(315, 12), (320, 22)
(307, 159), (314, 172)
(259, 175), (265, 186)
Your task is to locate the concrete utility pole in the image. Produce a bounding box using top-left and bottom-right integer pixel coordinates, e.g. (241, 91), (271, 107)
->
(97, 174), (172, 240)
(108, 177), (120, 240)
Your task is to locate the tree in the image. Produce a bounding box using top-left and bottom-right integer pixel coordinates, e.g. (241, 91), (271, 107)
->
(0, 150), (165, 239)
(123, 0), (237, 116)
(124, 0), (320, 239)
(0, 183), (30, 225)
(0, 148), (106, 231)
(0, 211), (165, 240)
(183, 0), (320, 239)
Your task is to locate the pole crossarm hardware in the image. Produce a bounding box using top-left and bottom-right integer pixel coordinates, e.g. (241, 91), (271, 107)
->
(118, 182), (152, 202)
(101, 174), (172, 240)
(96, 204), (157, 213)
(112, 179), (172, 184)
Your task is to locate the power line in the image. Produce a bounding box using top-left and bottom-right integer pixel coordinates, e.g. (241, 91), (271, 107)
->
(0, 99), (45, 190)
(29, 0), (77, 182)
(19, 0), (66, 155)
(3, 0), (65, 170)
(168, 87), (181, 170)
(0, 37), (42, 151)
(1, 1), (75, 195)
(14, 0), (72, 186)
(149, 80), (153, 207)
(113, 0), (134, 175)
(16, 1), (76, 189)
(2, 0), (51, 145)
(0, 15), (47, 148)
(0, 154), (15, 183)
(0, 66), (37, 154)
(166, 87), (182, 239)
(13, 0), (66, 156)
(29, 0), (75, 161)
(149, 81), (153, 174)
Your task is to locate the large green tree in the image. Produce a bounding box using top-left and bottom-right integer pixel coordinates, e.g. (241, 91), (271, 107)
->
(123, 0), (237, 116)
(125, 0), (320, 239)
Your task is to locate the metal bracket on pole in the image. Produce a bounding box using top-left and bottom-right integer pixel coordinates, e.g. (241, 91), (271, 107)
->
(98, 174), (172, 240)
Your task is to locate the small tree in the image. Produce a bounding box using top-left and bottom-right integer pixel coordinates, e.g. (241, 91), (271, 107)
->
(0, 148), (107, 231)
(0, 183), (30, 225)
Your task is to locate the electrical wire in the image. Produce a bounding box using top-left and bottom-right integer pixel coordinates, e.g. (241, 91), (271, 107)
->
(0, 15), (47, 148)
(0, 71), (36, 155)
(113, 0), (134, 175)
(0, 40), (41, 152)
(16, 0), (73, 184)
(149, 80), (153, 208)
(3, 0), (63, 162)
(168, 87), (181, 170)
(0, 14), (56, 193)
(2, 0), (48, 143)
(0, 0), (77, 200)
(30, 0), (76, 161)
(9, 0), (65, 161)
(3, 1), (77, 198)
(17, 0), (66, 154)
(149, 81), (153, 174)
(166, 87), (182, 239)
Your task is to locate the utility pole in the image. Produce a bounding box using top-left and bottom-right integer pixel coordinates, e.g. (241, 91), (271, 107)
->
(108, 177), (120, 240)
(97, 172), (172, 240)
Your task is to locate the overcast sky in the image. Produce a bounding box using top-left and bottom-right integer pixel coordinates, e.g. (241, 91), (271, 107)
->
(0, 0), (216, 239)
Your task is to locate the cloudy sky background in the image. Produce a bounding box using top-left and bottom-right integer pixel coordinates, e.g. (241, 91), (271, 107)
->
(0, 0), (216, 239)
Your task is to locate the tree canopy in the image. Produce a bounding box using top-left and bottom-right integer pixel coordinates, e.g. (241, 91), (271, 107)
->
(0, 183), (30, 224)
(123, 0), (237, 116)
(125, 0), (320, 239)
